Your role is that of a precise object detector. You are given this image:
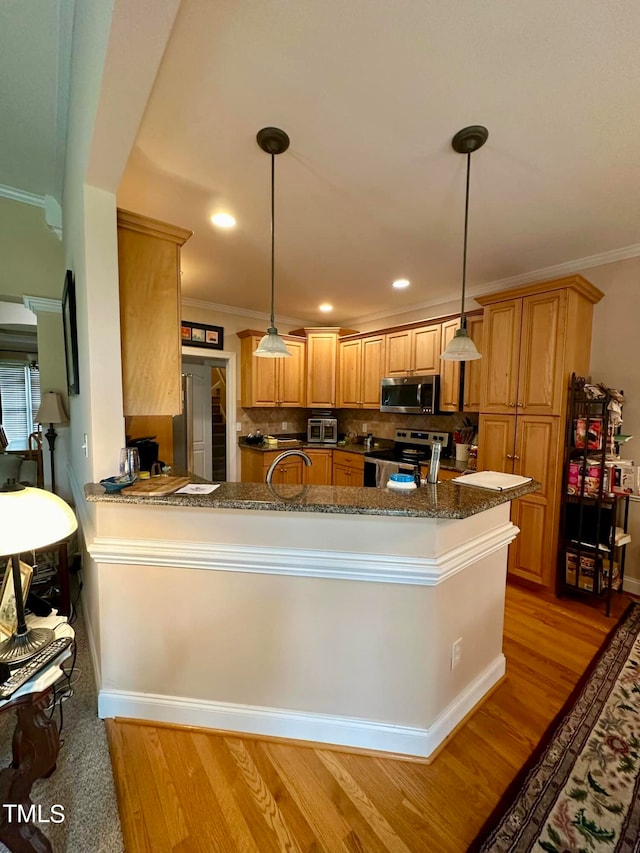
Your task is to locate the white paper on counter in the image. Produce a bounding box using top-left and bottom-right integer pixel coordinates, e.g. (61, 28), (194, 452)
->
(175, 483), (221, 495)
(452, 471), (532, 491)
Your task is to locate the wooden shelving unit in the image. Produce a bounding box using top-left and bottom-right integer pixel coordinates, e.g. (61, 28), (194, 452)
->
(557, 375), (631, 616)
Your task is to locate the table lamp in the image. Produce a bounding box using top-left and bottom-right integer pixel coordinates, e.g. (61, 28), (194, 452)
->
(0, 480), (77, 664)
(35, 391), (68, 494)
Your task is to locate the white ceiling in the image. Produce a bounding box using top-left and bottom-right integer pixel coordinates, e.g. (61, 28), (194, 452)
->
(2, 1), (640, 328)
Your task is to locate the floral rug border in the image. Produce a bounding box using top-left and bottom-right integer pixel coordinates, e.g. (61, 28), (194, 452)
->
(469, 602), (640, 852)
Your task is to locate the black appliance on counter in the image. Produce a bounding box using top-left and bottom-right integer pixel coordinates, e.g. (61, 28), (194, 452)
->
(127, 436), (162, 472)
(363, 429), (452, 487)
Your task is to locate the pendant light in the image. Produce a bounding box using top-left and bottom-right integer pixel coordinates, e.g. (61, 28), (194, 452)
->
(441, 125), (488, 362)
(254, 127), (291, 358)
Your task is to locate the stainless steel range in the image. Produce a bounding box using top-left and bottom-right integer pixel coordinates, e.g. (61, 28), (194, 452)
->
(363, 429), (452, 487)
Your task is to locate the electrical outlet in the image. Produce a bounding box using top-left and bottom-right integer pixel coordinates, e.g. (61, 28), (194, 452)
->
(282, 421), (288, 431)
(361, 423), (368, 434)
(451, 638), (463, 670)
(236, 422), (242, 432)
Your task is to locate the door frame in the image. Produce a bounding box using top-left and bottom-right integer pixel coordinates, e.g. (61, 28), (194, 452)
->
(181, 346), (238, 482)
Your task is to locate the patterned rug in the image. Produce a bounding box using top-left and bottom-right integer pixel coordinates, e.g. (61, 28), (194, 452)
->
(470, 602), (640, 853)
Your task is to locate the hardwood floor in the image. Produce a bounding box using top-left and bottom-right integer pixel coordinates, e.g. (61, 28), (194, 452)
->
(107, 584), (631, 852)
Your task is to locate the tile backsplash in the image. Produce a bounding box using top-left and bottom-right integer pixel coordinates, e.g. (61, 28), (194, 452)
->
(238, 406), (478, 442)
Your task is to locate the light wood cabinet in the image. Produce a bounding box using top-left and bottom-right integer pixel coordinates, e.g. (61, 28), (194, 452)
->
(439, 318), (461, 412)
(463, 314), (484, 412)
(337, 334), (386, 408)
(476, 275), (604, 590)
(240, 448), (303, 484)
(478, 414), (560, 587)
(304, 330), (339, 408)
(439, 313), (483, 413)
(117, 209), (192, 416)
(384, 323), (441, 376)
(238, 331), (306, 407)
(332, 449), (364, 487)
(303, 449), (333, 485)
(479, 289), (569, 416)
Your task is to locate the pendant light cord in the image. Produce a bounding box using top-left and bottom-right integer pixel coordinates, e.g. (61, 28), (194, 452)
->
(270, 151), (276, 329)
(460, 151), (471, 329)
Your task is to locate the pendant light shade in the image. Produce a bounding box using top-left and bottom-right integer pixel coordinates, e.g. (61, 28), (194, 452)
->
(254, 127), (291, 358)
(441, 125), (488, 362)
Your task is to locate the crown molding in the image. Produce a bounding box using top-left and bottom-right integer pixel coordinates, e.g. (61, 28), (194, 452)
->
(0, 184), (45, 208)
(23, 296), (62, 314)
(181, 297), (306, 326)
(344, 242), (640, 327)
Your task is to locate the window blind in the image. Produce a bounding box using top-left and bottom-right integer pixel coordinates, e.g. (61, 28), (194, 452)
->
(0, 361), (41, 443)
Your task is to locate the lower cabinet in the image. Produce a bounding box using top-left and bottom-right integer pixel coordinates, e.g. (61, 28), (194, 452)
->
(332, 450), (364, 487)
(240, 449), (303, 484)
(303, 449), (333, 485)
(478, 413), (561, 587)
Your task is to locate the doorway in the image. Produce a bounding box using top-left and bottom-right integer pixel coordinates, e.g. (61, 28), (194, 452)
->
(181, 348), (237, 482)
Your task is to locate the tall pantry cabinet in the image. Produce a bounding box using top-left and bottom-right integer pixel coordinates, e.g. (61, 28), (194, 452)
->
(476, 276), (603, 589)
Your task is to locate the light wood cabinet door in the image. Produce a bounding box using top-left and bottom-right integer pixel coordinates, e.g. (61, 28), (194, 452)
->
(337, 339), (362, 407)
(480, 299), (522, 413)
(241, 448), (267, 483)
(117, 209), (192, 416)
(303, 449), (333, 485)
(477, 414), (516, 473)
(332, 463), (363, 487)
(463, 315), (483, 411)
(306, 332), (338, 407)
(385, 329), (412, 376)
(240, 335), (277, 406)
(439, 319), (461, 412)
(517, 291), (567, 415)
(361, 334), (386, 408)
(270, 457), (303, 485)
(413, 324), (441, 375)
(278, 339), (306, 406)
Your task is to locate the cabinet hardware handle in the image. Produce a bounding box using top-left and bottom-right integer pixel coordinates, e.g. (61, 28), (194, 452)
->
(513, 455), (520, 460)
(516, 402), (524, 408)
(506, 454), (514, 459)
(508, 402), (516, 407)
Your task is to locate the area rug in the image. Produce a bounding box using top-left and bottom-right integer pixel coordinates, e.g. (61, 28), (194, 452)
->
(470, 602), (640, 853)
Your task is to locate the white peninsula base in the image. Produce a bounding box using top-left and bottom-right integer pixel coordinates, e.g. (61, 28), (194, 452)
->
(88, 500), (518, 759)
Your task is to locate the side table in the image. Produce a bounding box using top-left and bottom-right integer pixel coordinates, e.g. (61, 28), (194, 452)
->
(0, 616), (74, 852)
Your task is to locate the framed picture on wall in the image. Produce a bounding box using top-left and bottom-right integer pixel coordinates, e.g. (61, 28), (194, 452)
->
(62, 269), (80, 395)
(181, 321), (224, 350)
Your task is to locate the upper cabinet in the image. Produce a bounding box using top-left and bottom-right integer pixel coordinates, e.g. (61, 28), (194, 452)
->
(117, 209), (192, 417)
(463, 313), (484, 412)
(337, 333), (386, 408)
(238, 331), (306, 407)
(438, 313), (483, 413)
(477, 279), (601, 416)
(304, 330), (339, 408)
(384, 323), (441, 376)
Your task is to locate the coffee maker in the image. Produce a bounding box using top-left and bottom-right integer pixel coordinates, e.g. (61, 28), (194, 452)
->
(127, 436), (162, 472)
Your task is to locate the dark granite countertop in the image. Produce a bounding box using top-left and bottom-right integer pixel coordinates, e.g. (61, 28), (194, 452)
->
(238, 439), (465, 472)
(85, 477), (540, 519)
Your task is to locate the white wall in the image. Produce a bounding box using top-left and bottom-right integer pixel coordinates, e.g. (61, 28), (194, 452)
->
(586, 256), (640, 588)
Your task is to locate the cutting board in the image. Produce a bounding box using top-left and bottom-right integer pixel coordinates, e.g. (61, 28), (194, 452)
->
(121, 476), (191, 496)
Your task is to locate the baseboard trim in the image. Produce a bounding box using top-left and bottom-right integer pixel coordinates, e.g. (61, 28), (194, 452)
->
(623, 575), (640, 597)
(98, 655), (504, 758)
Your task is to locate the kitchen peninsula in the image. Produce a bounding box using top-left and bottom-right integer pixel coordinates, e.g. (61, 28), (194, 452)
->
(85, 477), (538, 758)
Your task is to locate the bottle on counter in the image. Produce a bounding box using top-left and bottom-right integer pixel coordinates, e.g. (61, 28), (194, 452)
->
(364, 432), (373, 450)
(426, 441), (442, 484)
(468, 445), (478, 471)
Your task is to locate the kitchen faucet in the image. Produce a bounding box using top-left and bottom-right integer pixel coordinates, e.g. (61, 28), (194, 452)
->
(265, 449), (313, 485)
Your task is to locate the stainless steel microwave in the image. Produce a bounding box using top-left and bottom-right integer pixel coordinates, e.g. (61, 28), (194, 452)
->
(380, 375), (439, 414)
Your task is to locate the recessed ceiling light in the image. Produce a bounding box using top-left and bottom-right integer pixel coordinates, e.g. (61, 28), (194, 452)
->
(392, 279), (410, 289)
(319, 303), (333, 312)
(210, 212), (236, 228)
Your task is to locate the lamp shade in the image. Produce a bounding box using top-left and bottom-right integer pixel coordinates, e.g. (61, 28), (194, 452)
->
(440, 328), (482, 361)
(35, 391), (68, 425)
(0, 486), (77, 554)
(254, 328), (292, 357)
